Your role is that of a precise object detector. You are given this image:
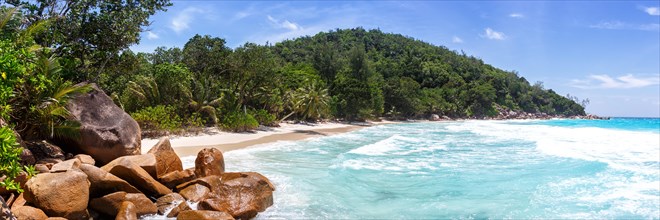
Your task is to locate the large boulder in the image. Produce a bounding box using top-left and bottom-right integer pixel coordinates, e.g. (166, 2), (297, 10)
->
(147, 137), (183, 178)
(177, 210), (234, 220)
(194, 148), (225, 177)
(89, 191), (157, 217)
(200, 172), (275, 219)
(101, 157), (172, 197)
(24, 170), (90, 219)
(179, 184), (210, 202)
(78, 164), (141, 197)
(61, 83), (141, 165)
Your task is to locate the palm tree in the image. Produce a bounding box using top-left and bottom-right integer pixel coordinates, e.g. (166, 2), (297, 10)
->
(295, 80), (330, 121)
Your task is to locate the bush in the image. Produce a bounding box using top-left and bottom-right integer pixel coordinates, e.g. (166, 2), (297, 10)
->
(220, 111), (259, 132)
(251, 109), (277, 126)
(0, 127), (35, 193)
(131, 105), (183, 137)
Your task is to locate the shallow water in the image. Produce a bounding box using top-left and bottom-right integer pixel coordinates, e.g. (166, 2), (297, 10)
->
(181, 118), (660, 219)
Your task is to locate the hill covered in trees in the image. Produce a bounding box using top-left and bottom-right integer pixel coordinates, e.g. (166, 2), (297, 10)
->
(89, 28), (586, 134)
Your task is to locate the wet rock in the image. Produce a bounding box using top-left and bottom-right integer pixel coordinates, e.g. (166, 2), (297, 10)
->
(101, 157), (172, 197)
(179, 184), (210, 202)
(166, 201), (191, 218)
(201, 172), (274, 219)
(159, 168), (196, 189)
(115, 201), (137, 220)
(176, 210), (234, 220)
(155, 193), (185, 215)
(89, 191), (157, 217)
(194, 148), (225, 177)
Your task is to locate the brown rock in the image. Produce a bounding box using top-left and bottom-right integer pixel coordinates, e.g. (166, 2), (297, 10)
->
(155, 193), (185, 215)
(49, 159), (81, 173)
(12, 206), (48, 220)
(73, 154), (95, 165)
(176, 210), (234, 220)
(24, 141), (65, 161)
(24, 170), (90, 219)
(159, 168), (196, 189)
(147, 137), (183, 178)
(10, 193), (26, 211)
(46, 218), (67, 220)
(101, 157), (172, 197)
(194, 148), (225, 177)
(179, 184), (210, 202)
(33, 164), (49, 173)
(60, 83), (141, 165)
(198, 198), (230, 213)
(175, 175), (222, 192)
(166, 201), (191, 218)
(115, 201), (137, 220)
(1, 195), (15, 220)
(204, 172), (275, 219)
(20, 148), (36, 166)
(89, 191), (157, 217)
(102, 154), (157, 178)
(35, 159), (62, 170)
(78, 164), (141, 197)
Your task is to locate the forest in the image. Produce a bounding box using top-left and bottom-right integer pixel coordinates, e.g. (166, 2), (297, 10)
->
(0, 1), (586, 137)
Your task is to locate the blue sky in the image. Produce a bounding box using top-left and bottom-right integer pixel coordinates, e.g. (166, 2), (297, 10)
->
(131, 1), (660, 117)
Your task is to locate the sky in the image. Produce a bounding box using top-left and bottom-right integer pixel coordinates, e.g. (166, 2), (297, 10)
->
(131, 1), (660, 118)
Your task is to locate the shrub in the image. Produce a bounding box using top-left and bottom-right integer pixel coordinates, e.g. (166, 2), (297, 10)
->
(251, 109), (277, 126)
(0, 127), (35, 193)
(131, 105), (183, 137)
(220, 111), (259, 132)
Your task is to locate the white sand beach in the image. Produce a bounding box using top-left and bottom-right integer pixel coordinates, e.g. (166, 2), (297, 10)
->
(141, 121), (393, 156)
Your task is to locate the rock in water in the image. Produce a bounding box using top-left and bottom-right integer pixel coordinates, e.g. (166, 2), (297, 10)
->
(62, 83), (141, 165)
(177, 210), (234, 220)
(115, 201), (137, 220)
(147, 137), (183, 178)
(200, 172), (275, 219)
(24, 170), (90, 219)
(195, 148), (225, 177)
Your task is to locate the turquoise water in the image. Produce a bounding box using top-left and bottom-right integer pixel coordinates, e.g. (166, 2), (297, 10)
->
(186, 118), (660, 219)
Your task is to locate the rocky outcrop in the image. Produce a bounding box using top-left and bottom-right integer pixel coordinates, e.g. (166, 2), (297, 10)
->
(101, 157), (171, 197)
(177, 210), (234, 220)
(200, 172), (275, 219)
(89, 191), (157, 217)
(115, 201), (137, 220)
(159, 168), (196, 189)
(194, 148), (225, 177)
(165, 201), (191, 218)
(49, 159), (81, 173)
(179, 184), (210, 202)
(61, 83), (141, 165)
(24, 170), (90, 219)
(78, 164), (141, 197)
(74, 154), (95, 166)
(155, 193), (185, 215)
(147, 137), (183, 178)
(11, 206), (48, 220)
(25, 141), (65, 162)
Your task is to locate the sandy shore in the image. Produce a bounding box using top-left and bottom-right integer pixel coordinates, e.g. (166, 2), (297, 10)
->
(141, 121), (392, 157)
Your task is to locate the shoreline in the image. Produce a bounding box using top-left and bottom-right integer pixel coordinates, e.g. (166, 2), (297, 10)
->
(141, 121), (393, 157)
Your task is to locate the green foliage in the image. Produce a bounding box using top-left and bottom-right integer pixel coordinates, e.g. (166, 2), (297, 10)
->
(384, 76), (423, 117)
(0, 126), (35, 193)
(220, 111), (259, 132)
(251, 109), (277, 127)
(131, 105), (183, 137)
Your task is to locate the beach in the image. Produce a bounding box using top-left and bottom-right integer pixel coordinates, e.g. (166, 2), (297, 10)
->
(141, 121), (391, 156)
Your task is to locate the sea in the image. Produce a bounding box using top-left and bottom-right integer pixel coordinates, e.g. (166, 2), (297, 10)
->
(181, 118), (660, 219)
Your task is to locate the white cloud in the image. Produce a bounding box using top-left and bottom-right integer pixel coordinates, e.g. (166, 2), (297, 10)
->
(267, 15), (301, 31)
(483, 28), (506, 40)
(643, 6), (660, 16)
(146, 31), (159, 40)
(170, 7), (204, 33)
(509, 13), (524, 18)
(590, 21), (660, 31)
(452, 36), (463, 43)
(570, 74), (660, 89)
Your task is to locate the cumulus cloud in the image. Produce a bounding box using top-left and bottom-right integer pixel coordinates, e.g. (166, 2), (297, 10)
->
(452, 36), (463, 43)
(170, 7), (204, 33)
(570, 74), (660, 89)
(483, 28), (506, 40)
(267, 15), (301, 31)
(590, 21), (659, 31)
(509, 13), (524, 18)
(642, 6), (660, 16)
(146, 31), (159, 40)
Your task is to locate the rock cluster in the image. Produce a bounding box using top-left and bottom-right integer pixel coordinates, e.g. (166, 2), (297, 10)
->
(1, 138), (275, 219)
